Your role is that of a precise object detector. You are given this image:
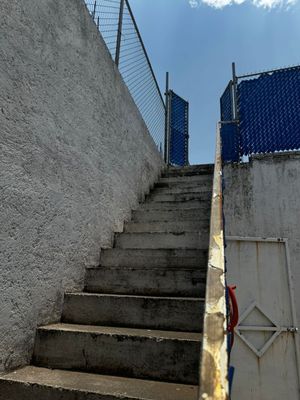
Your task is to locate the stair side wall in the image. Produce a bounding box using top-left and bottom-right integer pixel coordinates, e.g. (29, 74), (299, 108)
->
(0, 0), (163, 372)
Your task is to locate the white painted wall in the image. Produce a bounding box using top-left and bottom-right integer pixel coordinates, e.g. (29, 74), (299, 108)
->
(223, 152), (300, 399)
(0, 0), (163, 371)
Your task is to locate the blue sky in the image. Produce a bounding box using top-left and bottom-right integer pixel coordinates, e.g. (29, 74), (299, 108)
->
(129, 0), (300, 164)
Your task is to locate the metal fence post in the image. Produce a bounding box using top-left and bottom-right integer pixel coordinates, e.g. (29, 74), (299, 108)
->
(115, 0), (125, 66)
(185, 101), (189, 166)
(232, 62), (242, 161)
(232, 62), (238, 121)
(92, 0), (97, 19)
(164, 72), (170, 164)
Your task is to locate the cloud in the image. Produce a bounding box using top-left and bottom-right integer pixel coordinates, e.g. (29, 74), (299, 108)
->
(188, 0), (296, 8)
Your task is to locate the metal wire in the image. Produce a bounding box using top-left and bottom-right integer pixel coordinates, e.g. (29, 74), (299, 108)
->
(84, 0), (165, 154)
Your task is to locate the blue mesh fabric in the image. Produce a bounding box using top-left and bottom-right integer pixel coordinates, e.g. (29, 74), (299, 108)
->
(238, 68), (300, 155)
(170, 91), (189, 166)
(220, 82), (234, 122)
(221, 123), (239, 163)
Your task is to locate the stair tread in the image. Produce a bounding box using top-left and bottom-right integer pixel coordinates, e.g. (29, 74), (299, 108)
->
(162, 166), (213, 178)
(117, 231), (207, 236)
(0, 366), (198, 400)
(102, 248), (207, 254)
(139, 201), (210, 211)
(124, 221), (209, 233)
(100, 248), (207, 268)
(39, 323), (202, 341)
(167, 163), (213, 169)
(147, 192), (211, 199)
(141, 199), (210, 205)
(158, 173), (213, 181)
(132, 209), (210, 223)
(66, 292), (205, 301)
(134, 206), (209, 211)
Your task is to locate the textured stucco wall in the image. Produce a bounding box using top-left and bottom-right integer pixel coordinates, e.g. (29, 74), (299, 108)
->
(0, 0), (163, 371)
(223, 152), (300, 321)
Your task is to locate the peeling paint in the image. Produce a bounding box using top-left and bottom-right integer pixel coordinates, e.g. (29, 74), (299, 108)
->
(199, 126), (229, 400)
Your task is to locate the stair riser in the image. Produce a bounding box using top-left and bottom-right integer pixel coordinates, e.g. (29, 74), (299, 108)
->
(33, 330), (201, 384)
(146, 192), (211, 203)
(115, 232), (209, 250)
(0, 382), (106, 400)
(62, 295), (204, 332)
(162, 165), (213, 177)
(140, 200), (211, 211)
(100, 249), (208, 268)
(147, 190), (212, 200)
(132, 209), (210, 223)
(162, 171), (213, 178)
(159, 175), (213, 185)
(124, 220), (209, 233)
(85, 268), (206, 297)
(154, 183), (212, 192)
(151, 182), (212, 194)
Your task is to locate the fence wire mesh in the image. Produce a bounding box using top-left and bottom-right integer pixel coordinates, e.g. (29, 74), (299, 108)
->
(220, 65), (300, 162)
(169, 91), (189, 166)
(84, 0), (165, 154)
(238, 67), (300, 155)
(220, 81), (234, 122)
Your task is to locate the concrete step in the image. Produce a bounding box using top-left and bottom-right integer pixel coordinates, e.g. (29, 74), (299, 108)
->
(132, 208), (210, 223)
(159, 175), (213, 186)
(155, 178), (212, 190)
(152, 185), (212, 194)
(162, 164), (214, 177)
(140, 199), (211, 211)
(0, 366), (198, 400)
(146, 191), (211, 203)
(124, 220), (209, 233)
(100, 248), (208, 268)
(85, 266), (206, 297)
(62, 293), (205, 332)
(114, 231), (209, 250)
(32, 324), (202, 384)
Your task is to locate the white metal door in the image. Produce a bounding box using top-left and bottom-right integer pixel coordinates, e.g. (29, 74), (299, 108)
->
(226, 237), (300, 400)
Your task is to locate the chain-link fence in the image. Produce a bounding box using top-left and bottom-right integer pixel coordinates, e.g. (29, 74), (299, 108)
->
(84, 0), (165, 154)
(220, 81), (234, 123)
(167, 90), (189, 166)
(220, 64), (300, 162)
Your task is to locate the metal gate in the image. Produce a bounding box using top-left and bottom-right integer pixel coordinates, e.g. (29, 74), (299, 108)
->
(226, 237), (300, 400)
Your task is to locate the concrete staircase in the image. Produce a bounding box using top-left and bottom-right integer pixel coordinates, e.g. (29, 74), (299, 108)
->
(0, 164), (213, 400)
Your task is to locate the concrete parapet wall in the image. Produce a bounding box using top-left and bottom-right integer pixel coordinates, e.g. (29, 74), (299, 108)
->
(0, 0), (163, 371)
